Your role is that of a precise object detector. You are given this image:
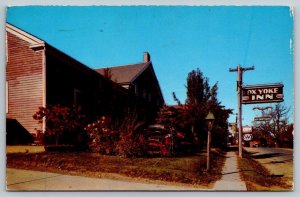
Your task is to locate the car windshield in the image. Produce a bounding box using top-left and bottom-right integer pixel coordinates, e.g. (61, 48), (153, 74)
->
(145, 129), (168, 136)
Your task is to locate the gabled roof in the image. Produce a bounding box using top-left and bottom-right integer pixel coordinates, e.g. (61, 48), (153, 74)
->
(6, 22), (128, 94)
(6, 23), (45, 50)
(95, 62), (150, 84)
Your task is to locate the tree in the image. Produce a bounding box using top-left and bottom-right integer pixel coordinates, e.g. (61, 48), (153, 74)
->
(170, 68), (232, 149)
(206, 82), (232, 148)
(186, 69), (210, 105)
(253, 103), (293, 147)
(103, 67), (112, 80)
(185, 69), (210, 147)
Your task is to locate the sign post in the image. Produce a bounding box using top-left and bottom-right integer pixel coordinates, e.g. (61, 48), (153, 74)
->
(229, 65), (254, 158)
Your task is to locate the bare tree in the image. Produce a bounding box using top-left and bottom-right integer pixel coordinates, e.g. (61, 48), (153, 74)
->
(269, 103), (291, 147)
(253, 103), (292, 147)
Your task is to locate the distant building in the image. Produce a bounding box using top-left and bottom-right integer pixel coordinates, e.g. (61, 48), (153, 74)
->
(6, 23), (164, 142)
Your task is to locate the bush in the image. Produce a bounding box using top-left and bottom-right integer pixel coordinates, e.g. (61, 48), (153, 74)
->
(44, 145), (77, 152)
(85, 116), (118, 154)
(115, 116), (147, 157)
(33, 104), (88, 148)
(86, 115), (147, 157)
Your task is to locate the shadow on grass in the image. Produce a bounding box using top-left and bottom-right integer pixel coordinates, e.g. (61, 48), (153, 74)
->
(264, 158), (293, 164)
(239, 169), (284, 177)
(250, 153), (283, 159)
(217, 170), (283, 177)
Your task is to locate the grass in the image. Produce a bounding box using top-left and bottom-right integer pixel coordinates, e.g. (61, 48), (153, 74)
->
(6, 145), (45, 153)
(238, 152), (292, 191)
(7, 148), (226, 187)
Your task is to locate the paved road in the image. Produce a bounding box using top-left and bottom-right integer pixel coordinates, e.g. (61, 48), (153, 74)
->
(6, 168), (209, 191)
(244, 147), (293, 188)
(244, 147), (293, 163)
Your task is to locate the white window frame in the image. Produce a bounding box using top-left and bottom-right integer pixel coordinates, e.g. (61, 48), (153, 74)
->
(6, 81), (8, 113)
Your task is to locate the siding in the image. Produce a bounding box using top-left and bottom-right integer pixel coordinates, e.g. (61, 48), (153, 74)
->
(46, 46), (129, 121)
(6, 32), (44, 134)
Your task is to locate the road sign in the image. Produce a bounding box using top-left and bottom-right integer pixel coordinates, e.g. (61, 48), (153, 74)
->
(243, 134), (253, 141)
(243, 126), (252, 133)
(242, 83), (283, 104)
(254, 116), (272, 121)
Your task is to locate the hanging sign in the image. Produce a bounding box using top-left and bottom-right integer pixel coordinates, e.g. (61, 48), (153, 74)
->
(242, 83), (283, 104)
(243, 126), (252, 133)
(254, 116), (272, 121)
(243, 134), (253, 141)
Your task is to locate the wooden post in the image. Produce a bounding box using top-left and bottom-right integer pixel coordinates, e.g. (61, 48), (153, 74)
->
(229, 65), (254, 158)
(206, 129), (211, 171)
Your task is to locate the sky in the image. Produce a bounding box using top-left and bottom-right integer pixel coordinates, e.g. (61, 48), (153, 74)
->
(6, 6), (294, 126)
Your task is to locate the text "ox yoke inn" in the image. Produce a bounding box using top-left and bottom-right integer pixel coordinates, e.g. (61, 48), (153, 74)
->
(242, 83), (284, 104)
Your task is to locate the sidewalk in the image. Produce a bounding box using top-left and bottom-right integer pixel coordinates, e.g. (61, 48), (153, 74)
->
(213, 151), (247, 191)
(6, 168), (207, 191)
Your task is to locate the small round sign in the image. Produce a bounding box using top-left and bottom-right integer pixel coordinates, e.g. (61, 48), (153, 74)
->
(243, 134), (253, 141)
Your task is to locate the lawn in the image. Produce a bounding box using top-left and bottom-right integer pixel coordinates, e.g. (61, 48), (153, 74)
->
(7, 148), (226, 188)
(6, 145), (45, 153)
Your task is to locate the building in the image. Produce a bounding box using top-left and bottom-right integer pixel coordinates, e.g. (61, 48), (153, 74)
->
(6, 23), (164, 143)
(96, 52), (164, 122)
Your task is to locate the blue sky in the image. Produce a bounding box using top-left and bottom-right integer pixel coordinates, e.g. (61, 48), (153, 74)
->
(6, 6), (294, 125)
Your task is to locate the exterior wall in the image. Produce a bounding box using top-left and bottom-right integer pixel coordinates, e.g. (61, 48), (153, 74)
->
(133, 67), (163, 107)
(46, 46), (128, 121)
(6, 31), (44, 135)
(5, 25), (163, 138)
(130, 65), (164, 122)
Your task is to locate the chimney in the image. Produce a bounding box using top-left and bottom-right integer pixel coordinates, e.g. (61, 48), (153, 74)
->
(143, 52), (150, 62)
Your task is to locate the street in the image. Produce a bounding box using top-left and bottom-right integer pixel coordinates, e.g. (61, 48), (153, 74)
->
(244, 147), (293, 188)
(6, 168), (209, 191)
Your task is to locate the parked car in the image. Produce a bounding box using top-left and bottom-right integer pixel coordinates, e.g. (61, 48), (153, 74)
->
(143, 124), (192, 156)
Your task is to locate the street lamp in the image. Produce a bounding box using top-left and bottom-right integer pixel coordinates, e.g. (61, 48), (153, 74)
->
(205, 111), (215, 171)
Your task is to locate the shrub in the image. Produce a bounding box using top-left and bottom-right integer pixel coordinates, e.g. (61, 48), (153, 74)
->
(115, 115), (147, 157)
(86, 115), (147, 157)
(33, 104), (88, 148)
(85, 116), (118, 154)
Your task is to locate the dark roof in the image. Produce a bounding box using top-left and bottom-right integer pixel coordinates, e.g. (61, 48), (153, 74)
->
(95, 62), (150, 84)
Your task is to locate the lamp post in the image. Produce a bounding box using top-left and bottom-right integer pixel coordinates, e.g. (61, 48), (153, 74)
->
(205, 111), (215, 171)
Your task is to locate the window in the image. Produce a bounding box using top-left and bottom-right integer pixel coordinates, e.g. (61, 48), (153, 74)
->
(143, 89), (147, 99)
(73, 88), (81, 106)
(148, 93), (152, 102)
(156, 98), (161, 107)
(135, 84), (138, 95)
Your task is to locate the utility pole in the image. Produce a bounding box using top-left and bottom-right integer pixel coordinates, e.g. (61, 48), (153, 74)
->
(229, 65), (254, 158)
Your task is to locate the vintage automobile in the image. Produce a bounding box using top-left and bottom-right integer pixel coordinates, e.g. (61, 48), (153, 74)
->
(143, 124), (191, 156)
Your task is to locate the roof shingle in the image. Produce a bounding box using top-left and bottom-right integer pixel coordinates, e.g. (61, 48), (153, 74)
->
(95, 62), (150, 84)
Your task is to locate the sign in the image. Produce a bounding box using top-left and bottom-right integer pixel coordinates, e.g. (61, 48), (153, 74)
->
(243, 126), (252, 134)
(242, 83), (283, 104)
(254, 116), (272, 121)
(243, 134), (253, 141)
